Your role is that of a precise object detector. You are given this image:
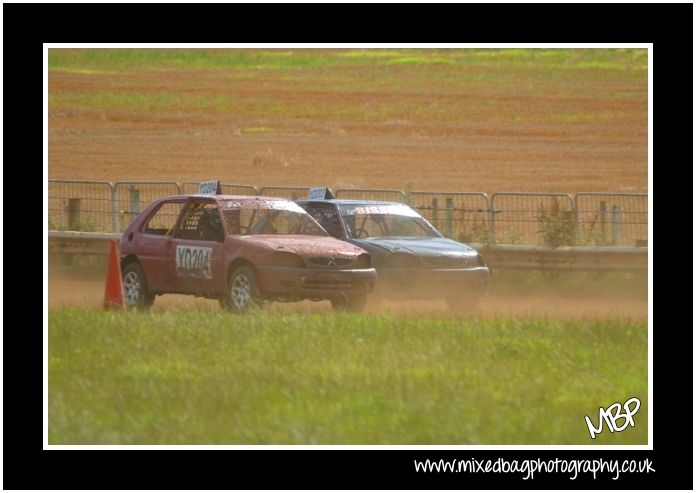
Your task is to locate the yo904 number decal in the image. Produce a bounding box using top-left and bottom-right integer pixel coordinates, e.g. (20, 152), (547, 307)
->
(176, 245), (212, 279)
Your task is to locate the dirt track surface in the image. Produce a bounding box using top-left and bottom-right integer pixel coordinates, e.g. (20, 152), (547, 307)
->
(48, 276), (647, 321)
(48, 49), (647, 194)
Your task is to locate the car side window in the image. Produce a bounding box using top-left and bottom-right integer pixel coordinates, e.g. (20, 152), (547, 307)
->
(305, 204), (343, 238)
(175, 202), (224, 242)
(144, 202), (183, 236)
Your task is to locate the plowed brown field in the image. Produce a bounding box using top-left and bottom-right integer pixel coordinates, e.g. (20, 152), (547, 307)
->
(48, 48), (647, 194)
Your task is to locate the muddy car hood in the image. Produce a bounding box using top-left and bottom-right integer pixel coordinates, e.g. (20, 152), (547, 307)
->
(351, 237), (476, 256)
(239, 235), (367, 258)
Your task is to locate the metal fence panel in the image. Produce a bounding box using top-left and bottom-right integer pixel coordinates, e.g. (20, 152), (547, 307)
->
(491, 193), (576, 246)
(113, 181), (181, 231)
(48, 180), (115, 232)
(335, 188), (406, 203)
(259, 186), (314, 201)
(181, 181), (259, 196)
(575, 193), (648, 247)
(408, 191), (491, 243)
(48, 177), (651, 249)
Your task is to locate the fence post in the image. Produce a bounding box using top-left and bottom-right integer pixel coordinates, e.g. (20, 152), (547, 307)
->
(129, 187), (140, 224)
(571, 196), (578, 246)
(600, 201), (607, 244)
(110, 183), (120, 233)
(68, 198), (81, 230)
(431, 198), (439, 230)
(489, 198), (496, 245)
(445, 197), (453, 238)
(611, 205), (622, 246)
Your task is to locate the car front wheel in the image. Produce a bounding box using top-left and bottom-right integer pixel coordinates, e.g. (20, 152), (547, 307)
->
(221, 265), (261, 312)
(122, 263), (155, 309)
(331, 292), (367, 313)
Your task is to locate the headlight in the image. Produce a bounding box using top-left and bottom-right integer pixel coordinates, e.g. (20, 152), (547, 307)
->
(388, 252), (420, 268)
(354, 253), (372, 269)
(475, 254), (486, 267)
(273, 251), (305, 268)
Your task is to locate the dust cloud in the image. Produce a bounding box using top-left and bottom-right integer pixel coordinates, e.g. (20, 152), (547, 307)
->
(48, 262), (647, 321)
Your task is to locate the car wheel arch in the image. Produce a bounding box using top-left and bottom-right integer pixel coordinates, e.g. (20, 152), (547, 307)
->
(226, 258), (258, 284)
(120, 253), (140, 271)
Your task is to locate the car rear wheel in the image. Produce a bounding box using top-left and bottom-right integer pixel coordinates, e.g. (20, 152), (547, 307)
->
(221, 265), (261, 312)
(331, 293), (367, 313)
(122, 263), (155, 309)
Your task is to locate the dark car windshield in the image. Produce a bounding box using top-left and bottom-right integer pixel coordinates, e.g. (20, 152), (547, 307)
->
(338, 204), (440, 238)
(222, 203), (327, 236)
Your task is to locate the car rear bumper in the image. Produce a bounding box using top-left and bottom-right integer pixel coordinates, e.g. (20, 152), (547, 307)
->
(376, 266), (490, 299)
(258, 266), (377, 298)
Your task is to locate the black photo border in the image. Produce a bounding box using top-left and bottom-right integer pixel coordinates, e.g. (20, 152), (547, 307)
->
(6, 2), (692, 489)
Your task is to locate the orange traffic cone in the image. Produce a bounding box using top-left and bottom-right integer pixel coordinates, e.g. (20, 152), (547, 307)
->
(103, 240), (125, 309)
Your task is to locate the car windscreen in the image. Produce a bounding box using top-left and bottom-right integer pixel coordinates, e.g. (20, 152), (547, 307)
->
(338, 204), (440, 238)
(222, 201), (327, 236)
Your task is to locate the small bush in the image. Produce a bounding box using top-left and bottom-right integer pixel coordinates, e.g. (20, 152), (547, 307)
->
(459, 221), (492, 246)
(538, 211), (575, 247)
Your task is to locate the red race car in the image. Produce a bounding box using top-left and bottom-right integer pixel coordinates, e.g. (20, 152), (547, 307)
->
(119, 194), (377, 312)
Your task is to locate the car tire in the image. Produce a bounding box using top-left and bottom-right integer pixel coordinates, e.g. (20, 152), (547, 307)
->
(331, 293), (368, 313)
(122, 263), (155, 309)
(221, 265), (261, 312)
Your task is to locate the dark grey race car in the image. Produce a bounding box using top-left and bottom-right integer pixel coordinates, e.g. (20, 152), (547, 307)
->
(296, 199), (490, 309)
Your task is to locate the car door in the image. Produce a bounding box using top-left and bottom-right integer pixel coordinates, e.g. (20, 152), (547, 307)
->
(136, 199), (185, 292)
(170, 200), (225, 295)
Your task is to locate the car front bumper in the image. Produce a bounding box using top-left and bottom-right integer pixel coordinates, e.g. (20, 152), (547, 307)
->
(257, 266), (377, 298)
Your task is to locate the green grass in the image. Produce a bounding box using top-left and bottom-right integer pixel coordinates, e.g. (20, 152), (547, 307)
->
(49, 48), (647, 72)
(49, 309), (647, 445)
